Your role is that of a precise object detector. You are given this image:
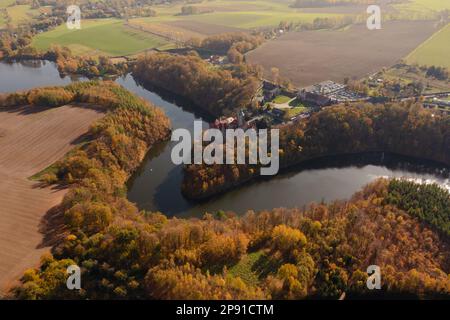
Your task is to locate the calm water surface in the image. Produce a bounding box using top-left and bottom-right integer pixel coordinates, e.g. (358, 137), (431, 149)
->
(1, 61), (448, 217)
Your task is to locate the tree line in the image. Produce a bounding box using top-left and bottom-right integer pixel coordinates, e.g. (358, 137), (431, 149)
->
(13, 177), (450, 299)
(385, 179), (450, 237)
(133, 51), (260, 117)
(188, 32), (264, 53)
(0, 30), (127, 78)
(182, 101), (450, 199)
(4, 83), (448, 300)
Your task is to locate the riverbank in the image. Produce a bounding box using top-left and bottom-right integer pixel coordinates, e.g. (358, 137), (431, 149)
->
(181, 102), (450, 200)
(2, 61), (449, 300)
(2, 61), (448, 219)
(181, 151), (450, 202)
(15, 178), (450, 299)
(1, 49), (129, 80)
(132, 52), (259, 117)
(0, 81), (171, 297)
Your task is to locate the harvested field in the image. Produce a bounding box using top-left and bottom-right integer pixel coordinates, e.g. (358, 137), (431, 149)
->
(247, 21), (438, 87)
(166, 20), (246, 36)
(298, 0), (399, 14)
(298, 5), (370, 14)
(128, 20), (207, 42)
(0, 104), (104, 297)
(143, 0), (343, 30)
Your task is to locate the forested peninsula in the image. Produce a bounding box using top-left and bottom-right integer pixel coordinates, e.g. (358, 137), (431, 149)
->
(182, 102), (450, 199)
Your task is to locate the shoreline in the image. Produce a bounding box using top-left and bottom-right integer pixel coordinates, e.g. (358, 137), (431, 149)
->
(181, 151), (450, 201)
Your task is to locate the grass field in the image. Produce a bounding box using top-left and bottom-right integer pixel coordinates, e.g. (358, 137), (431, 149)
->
(172, 11), (341, 29)
(152, 0), (297, 17)
(273, 95), (292, 104)
(406, 23), (450, 69)
(129, 0), (344, 39)
(32, 0), (347, 57)
(33, 19), (171, 56)
(394, 0), (450, 13)
(229, 252), (264, 287)
(284, 106), (308, 119)
(380, 64), (450, 94)
(128, 20), (207, 42)
(0, 14), (5, 28)
(6, 5), (38, 26)
(229, 250), (281, 287)
(0, 0), (15, 8)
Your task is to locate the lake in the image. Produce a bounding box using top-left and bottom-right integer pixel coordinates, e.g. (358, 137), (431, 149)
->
(1, 60), (448, 217)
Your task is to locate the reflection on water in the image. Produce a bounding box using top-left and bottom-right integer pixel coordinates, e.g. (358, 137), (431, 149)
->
(128, 152), (450, 218)
(0, 60), (86, 93)
(1, 61), (448, 218)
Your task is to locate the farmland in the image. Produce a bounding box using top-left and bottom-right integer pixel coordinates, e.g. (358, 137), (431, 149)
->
(127, 19), (207, 43)
(5, 4), (38, 27)
(164, 10), (341, 29)
(32, 19), (171, 56)
(406, 23), (450, 69)
(131, 10), (342, 30)
(380, 64), (450, 94)
(247, 20), (439, 87)
(29, 0), (349, 57)
(0, 0), (15, 7)
(0, 0), (11, 27)
(393, 0), (450, 14)
(0, 103), (104, 297)
(127, 0), (345, 41)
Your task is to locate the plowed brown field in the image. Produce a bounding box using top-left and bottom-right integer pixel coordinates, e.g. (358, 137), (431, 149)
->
(0, 104), (103, 297)
(247, 21), (437, 87)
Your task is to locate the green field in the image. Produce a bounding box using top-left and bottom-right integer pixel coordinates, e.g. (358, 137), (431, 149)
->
(177, 11), (341, 29)
(6, 5), (38, 26)
(273, 95), (292, 104)
(379, 64), (450, 94)
(0, 0), (16, 8)
(0, 13), (5, 28)
(33, 19), (170, 56)
(229, 251), (264, 287)
(31, 0), (346, 57)
(152, 0), (298, 17)
(136, 0), (343, 30)
(406, 23), (450, 69)
(285, 106), (308, 119)
(394, 0), (450, 13)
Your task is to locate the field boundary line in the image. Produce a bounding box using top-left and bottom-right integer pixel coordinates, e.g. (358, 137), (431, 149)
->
(405, 22), (449, 62)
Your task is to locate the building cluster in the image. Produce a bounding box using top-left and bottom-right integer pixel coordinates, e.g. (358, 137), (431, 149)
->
(206, 55), (227, 65)
(212, 79), (371, 130)
(298, 80), (368, 107)
(430, 97), (450, 107)
(210, 110), (264, 131)
(253, 81), (284, 106)
(424, 96), (450, 114)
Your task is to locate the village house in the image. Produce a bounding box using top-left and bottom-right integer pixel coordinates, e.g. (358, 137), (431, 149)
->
(211, 116), (238, 132)
(298, 90), (332, 107)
